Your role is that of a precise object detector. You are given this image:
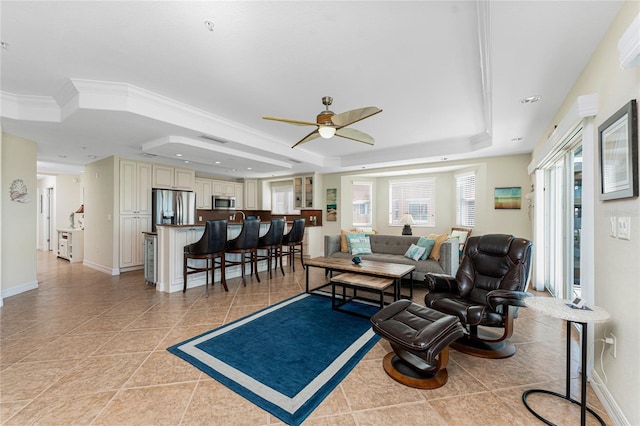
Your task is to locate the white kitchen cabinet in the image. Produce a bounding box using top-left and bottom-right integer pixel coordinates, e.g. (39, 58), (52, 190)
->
(244, 179), (258, 210)
(174, 167), (195, 190)
(195, 178), (213, 209)
(303, 226), (323, 258)
(212, 180), (235, 196)
(120, 215), (151, 268)
(234, 183), (243, 210)
(120, 160), (152, 215)
(152, 165), (174, 189)
(57, 229), (84, 263)
(152, 165), (195, 190)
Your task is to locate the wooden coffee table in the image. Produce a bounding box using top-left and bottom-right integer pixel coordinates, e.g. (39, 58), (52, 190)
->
(304, 256), (416, 303)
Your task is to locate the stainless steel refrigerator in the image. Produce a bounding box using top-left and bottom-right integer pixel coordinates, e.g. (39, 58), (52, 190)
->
(152, 189), (196, 232)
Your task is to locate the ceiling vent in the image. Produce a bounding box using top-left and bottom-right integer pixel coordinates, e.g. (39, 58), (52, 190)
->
(200, 135), (228, 144)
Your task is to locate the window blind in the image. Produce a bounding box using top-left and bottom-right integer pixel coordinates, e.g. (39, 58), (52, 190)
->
(456, 172), (475, 227)
(389, 178), (436, 226)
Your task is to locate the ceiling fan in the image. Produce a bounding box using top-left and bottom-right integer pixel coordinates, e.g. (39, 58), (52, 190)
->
(263, 96), (382, 148)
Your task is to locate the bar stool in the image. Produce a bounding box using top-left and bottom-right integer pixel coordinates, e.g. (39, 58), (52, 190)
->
(183, 219), (228, 296)
(256, 218), (286, 279)
(282, 218), (305, 271)
(225, 219), (261, 286)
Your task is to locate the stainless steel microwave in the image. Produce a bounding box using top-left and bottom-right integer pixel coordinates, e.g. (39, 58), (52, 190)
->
(212, 196), (236, 210)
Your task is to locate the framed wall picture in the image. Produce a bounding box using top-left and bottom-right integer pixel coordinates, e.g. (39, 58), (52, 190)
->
(494, 187), (521, 209)
(326, 188), (337, 221)
(599, 99), (638, 201)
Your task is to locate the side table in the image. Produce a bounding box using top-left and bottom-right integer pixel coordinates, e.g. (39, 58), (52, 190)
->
(522, 297), (610, 426)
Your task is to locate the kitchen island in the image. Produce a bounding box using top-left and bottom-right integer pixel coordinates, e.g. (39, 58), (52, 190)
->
(156, 222), (272, 293)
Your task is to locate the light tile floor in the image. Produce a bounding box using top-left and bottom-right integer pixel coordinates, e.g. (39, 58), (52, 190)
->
(0, 251), (612, 425)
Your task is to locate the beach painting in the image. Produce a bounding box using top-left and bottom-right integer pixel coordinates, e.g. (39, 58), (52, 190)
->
(326, 188), (337, 221)
(494, 187), (521, 209)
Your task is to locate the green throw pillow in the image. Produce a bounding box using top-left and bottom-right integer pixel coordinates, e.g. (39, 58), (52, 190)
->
(349, 235), (372, 255)
(416, 236), (436, 260)
(404, 243), (426, 261)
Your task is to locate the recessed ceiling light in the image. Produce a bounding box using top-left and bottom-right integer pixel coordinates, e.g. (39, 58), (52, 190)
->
(88, 155), (97, 159)
(521, 96), (541, 104)
(58, 155), (67, 158)
(184, 160), (190, 164)
(247, 167), (252, 170)
(215, 161), (221, 164)
(176, 153), (183, 157)
(204, 21), (214, 31)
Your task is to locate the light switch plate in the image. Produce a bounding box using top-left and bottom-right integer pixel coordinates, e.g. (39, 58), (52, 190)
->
(618, 216), (631, 240)
(610, 216), (617, 237)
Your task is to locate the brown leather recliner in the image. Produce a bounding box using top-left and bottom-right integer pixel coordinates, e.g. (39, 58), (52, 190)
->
(424, 234), (533, 359)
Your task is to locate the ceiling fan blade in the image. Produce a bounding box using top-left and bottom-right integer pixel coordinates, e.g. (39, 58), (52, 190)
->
(331, 107), (382, 128)
(335, 127), (375, 145)
(291, 129), (321, 148)
(262, 116), (318, 126)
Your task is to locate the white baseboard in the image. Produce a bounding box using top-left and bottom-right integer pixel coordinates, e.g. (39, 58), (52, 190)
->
(1, 280), (38, 300)
(590, 369), (629, 425)
(82, 259), (119, 276)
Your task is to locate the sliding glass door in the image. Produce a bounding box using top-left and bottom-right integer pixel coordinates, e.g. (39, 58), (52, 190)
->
(542, 136), (582, 299)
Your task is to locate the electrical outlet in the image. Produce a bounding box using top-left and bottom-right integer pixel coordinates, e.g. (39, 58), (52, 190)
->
(618, 217), (631, 240)
(607, 333), (617, 358)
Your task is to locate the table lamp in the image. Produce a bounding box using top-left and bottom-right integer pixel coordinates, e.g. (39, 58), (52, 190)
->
(400, 213), (415, 235)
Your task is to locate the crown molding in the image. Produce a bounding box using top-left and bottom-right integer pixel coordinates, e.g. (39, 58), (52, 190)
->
(0, 91), (60, 122)
(619, 13), (640, 69)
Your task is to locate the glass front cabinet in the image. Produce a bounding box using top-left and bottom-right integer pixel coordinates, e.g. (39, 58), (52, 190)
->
(293, 175), (313, 209)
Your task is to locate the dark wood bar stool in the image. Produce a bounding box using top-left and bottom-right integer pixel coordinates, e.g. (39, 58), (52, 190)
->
(256, 218), (285, 279)
(282, 218), (305, 271)
(225, 219), (261, 286)
(183, 219), (228, 296)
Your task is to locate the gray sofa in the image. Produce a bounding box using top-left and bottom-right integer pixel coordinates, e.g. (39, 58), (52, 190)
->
(324, 234), (459, 281)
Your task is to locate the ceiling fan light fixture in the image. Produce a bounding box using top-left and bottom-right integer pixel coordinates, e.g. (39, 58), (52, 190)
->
(318, 126), (336, 139)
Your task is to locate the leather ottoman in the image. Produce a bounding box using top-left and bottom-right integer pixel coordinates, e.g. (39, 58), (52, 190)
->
(370, 300), (465, 389)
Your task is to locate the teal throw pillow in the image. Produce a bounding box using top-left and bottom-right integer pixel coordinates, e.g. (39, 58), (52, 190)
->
(345, 233), (366, 253)
(404, 243), (426, 261)
(349, 236), (372, 255)
(416, 236), (436, 260)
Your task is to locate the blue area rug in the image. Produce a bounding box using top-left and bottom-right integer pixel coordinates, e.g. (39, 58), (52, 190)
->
(167, 293), (380, 425)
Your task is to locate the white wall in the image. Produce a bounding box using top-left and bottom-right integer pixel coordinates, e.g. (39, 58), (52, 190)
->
(1, 132), (38, 301)
(531, 2), (639, 423)
(83, 156), (117, 274)
(55, 174), (84, 229)
(36, 174), (84, 251)
(321, 154), (532, 240)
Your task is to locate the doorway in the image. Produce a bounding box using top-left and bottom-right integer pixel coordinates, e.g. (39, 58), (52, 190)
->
(46, 187), (54, 251)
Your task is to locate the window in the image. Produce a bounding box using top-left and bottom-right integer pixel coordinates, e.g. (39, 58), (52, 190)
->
(456, 172), (475, 227)
(352, 182), (372, 226)
(389, 178), (436, 227)
(271, 183), (294, 214)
